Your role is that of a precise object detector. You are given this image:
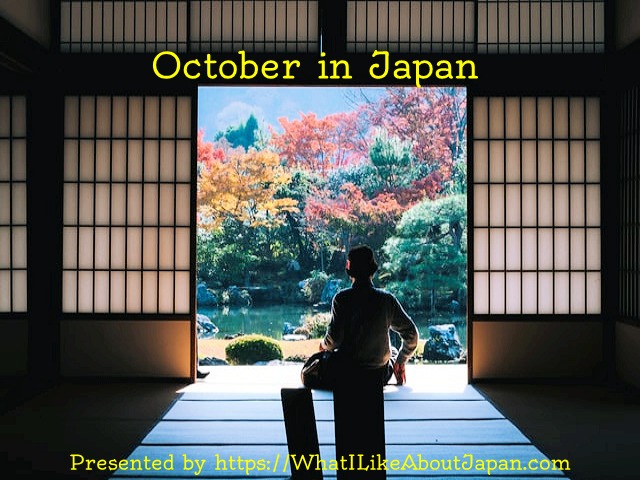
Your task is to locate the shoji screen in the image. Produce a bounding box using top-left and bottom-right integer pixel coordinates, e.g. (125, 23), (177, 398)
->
(620, 87), (639, 326)
(477, 0), (605, 53)
(617, 86), (640, 387)
(346, 1), (475, 53)
(190, 0), (319, 52)
(472, 96), (603, 379)
(0, 96), (28, 375)
(60, 0), (189, 52)
(60, 95), (192, 377)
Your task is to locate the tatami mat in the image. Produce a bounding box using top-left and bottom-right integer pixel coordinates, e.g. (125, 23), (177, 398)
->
(110, 365), (567, 479)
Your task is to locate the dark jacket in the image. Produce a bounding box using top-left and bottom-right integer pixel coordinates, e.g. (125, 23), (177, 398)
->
(321, 279), (419, 368)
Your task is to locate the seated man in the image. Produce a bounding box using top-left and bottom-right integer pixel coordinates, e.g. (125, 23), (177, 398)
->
(320, 245), (419, 385)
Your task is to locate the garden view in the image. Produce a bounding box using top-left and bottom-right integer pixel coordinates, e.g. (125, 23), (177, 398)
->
(196, 86), (467, 366)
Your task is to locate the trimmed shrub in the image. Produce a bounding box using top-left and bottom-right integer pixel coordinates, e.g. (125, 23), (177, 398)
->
(285, 354), (309, 363)
(293, 326), (311, 337)
(225, 334), (283, 365)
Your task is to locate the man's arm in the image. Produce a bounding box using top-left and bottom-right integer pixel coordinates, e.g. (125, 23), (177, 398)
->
(320, 294), (344, 351)
(389, 296), (419, 364)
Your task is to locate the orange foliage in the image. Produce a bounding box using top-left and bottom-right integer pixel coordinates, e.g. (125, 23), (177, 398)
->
(269, 111), (367, 175)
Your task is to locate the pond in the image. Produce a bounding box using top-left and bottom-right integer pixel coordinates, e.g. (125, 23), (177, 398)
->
(197, 304), (467, 350)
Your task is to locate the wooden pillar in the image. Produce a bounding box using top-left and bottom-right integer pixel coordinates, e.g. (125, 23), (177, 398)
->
(333, 367), (386, 480)
(281, 388), (323, 480)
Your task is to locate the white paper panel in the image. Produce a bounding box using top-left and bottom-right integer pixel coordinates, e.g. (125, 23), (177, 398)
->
(489, 141), (504, 182)
(143, 227), (159, 270)
(11, 140), (26, 180)
(143, 271), (158, 313)
(505, 229), (521, 271)
(160, 185), (175, 225)
(62, 271), (77, 312)
(0, 228), (9, 267)
(176, 140), (191, 182)
(586, 228), (601, 270)
(522, 272), (538, 313)
(506, 272), (521, 314)
(505, 185), (520, 226)
(144, 140), (160, 181)
(110, 271), (126, 313)
(96, 140), (111, 181)
(489, 98), (504, 138)
(521, 229), (537, 270)
(473, 97), (488, 138)
(474, 272), (489, 314)
(11, 184), (26, 224)
(490, 272), (505, 314)
(159, 140), (174, 181)
(78, 140), (94, 182)
(569, 141), (585, 182)
(78, 270), (94, 312)
(538, 272), (554, 314)
(554, 228), (569, 271)
(489, 228), (505, 271)
(94, 271), (110, 313)
(537, 185), (553, 227)
(78, 227), (94, 270)
(110, 227), (126, 270)
(474, 228), (488, 271)
(126, 271), (142, 312)
(159, 271), (175, 313)
(12, 270), (27, 311)
(175, 228), (191, 270)
(489, 185), (504, 227)
(537, 228), (553, 271)
(0, 271), (10, 310)
(570, 272), (586, 313)
(62, 227), (77, 269)
(537, 141), (553, 182)
(505, 141), (520, 182)
(175, 271), (191, 313)
(586, 272), (601, 313)
(554, 185), (569, 226)
(473, 141), (488, 183)
(553, 98), (569, 138)
(94, 227), (110, 269)
(554, 272), (570, 314)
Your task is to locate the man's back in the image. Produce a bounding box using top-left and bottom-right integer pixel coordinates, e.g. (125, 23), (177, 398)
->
(324, 280), (418, 368)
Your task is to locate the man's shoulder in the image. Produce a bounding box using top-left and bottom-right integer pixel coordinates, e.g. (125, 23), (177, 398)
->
(333, 286), (353, 300)
(373, 286), (396, 298)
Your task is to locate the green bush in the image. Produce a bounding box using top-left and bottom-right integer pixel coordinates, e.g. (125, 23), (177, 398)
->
(301, 312), (331, 338)
(225, 334), (284, 365)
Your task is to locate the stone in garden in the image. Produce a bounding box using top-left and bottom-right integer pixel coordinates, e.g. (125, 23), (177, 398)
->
(320, 278), (343, 304)
(225, 286), (253, 306)
(282, 334), (308, 341)
(422, 323), (463, 362)
(196, 283), (218, 307)
(197, 313), (219, 339)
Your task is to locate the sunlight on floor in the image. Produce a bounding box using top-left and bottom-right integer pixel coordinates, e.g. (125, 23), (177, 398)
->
(178, 364), (468, 395)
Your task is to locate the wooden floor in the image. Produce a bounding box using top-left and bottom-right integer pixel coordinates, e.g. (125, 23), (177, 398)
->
(111, 365), (567, 479)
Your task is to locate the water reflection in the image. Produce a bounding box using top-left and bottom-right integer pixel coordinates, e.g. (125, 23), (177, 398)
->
(197, 304), (466, 349)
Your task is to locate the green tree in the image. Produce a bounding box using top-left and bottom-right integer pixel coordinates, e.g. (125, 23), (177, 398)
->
(382, 195), (467, 312)
(368, 130), (414, 191)
(215, 114), (262, 150)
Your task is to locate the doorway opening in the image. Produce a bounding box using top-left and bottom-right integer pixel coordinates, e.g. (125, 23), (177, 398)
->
(196, 86), (467, 370)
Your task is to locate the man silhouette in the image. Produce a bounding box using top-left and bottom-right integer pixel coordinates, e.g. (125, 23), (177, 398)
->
(320, 245), (419, 385)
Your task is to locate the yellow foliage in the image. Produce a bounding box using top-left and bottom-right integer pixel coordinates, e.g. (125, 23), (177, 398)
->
(198, 149), (298, 229)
